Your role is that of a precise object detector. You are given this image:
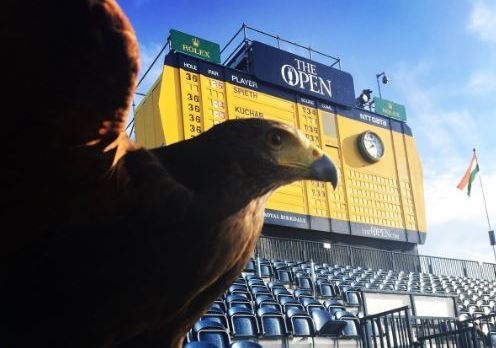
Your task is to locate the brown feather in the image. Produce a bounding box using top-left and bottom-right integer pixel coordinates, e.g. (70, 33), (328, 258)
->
(3, 2), (338, 348)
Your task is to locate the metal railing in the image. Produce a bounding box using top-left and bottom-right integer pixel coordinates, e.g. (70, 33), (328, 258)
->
(417, 327), (483, 347)
(361, 311), (496, 348)
(360, 306), (414, 348)
(255, 236), (496, 281)
(220, 23), (342, 69)
(413, 313), (496, 347)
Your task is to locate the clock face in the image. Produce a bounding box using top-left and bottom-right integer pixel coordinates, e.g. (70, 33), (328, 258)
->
(358, 131), (384, 162)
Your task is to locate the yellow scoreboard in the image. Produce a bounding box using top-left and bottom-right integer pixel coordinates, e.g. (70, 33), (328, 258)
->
(135, 41), (426, 244)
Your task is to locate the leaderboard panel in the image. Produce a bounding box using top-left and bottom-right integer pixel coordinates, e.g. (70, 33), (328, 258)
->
(224, 70), (309, 219)
(135, 50), (426, 244)
(134, 77), (164, 148)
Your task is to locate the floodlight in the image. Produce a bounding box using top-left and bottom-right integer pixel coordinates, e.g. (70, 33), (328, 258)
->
(376, 72), (389, 98)
(381, 74), (388, 84)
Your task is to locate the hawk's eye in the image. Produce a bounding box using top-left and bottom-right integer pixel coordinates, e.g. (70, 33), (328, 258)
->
(267, 130), (283, 148)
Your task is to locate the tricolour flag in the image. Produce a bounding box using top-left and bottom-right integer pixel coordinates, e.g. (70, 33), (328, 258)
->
(457, 152), (480, 196)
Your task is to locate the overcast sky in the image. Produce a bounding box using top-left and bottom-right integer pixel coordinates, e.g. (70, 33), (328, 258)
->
(118, 0), (496, 263)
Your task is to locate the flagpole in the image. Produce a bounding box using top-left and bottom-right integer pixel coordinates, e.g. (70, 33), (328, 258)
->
(474, 149), (493, 230)
(473, 148), (496, 263)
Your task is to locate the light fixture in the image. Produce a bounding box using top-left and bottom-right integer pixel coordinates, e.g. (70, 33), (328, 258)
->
(376, 72), (388, 98)
(356, 88), (373, 108)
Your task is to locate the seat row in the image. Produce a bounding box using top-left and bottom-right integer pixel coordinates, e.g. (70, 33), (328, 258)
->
(184, 274), (362, 347)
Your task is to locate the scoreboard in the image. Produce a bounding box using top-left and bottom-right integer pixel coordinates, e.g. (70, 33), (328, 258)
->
(135, 40), (426, 244)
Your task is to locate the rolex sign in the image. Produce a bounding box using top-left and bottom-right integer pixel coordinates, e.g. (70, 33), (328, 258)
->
(170, 29), (221, 64)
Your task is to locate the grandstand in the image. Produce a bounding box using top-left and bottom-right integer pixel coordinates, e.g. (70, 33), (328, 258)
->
(133, 25), (496, 347)
(183, 238), (496, 347)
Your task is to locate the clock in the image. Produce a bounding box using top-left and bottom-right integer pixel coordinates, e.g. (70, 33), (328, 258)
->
(357, 131), (384, 163)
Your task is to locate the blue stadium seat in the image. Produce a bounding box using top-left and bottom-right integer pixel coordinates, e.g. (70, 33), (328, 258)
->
(184, 341), (218, 348)
(271, 260), (286, 267)
(227, 287), (252, 301)
(272, 286), (291, 297)
(279, 296), (304, 312)
(193, 319), (231, 348)
(201, 312), (229, 331)
(293, 288), (313, 300)
(295, 274), (314, 293)
(334, 310), (357, 320)
(209, 301), (226, 314)
(285, 308), (315, 337)
(226, 294), (252, 312)
(258, 263), (273, 278)
(227, 292), (251, 301)
(274, 267), (292, 284)
(310, 308), (346, 337)
(334, 311), (360, 338)
(250, 285), (271, 297)
(229, 341), (263, 348)
(246, 276), (265, 287)
(316, 279), (337, 298)
(323, 299), (344, 307)
(232, 276), (247, 286)
(228, 306), (259, 339)
(229, 284), (249, 293)
(254, 293), (274, 302)
(379, 283), (395, 291)
(267, 280), (287, 289)
(343, 289), (362, 307)
(325, 303), (346, 319)
(256, 307), (288, 338)
(299, 297), (325, 314)
(244, 259), (256, 273)
(254, 295), (281, 312)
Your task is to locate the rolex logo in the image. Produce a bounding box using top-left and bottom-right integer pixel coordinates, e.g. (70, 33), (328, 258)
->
(192, 38), (200, 47)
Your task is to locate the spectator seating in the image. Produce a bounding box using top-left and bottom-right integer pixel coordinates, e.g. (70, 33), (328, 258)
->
(184, 256), (496, 347)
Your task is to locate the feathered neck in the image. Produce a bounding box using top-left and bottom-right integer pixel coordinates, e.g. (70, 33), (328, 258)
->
(150, 138), (278, 220)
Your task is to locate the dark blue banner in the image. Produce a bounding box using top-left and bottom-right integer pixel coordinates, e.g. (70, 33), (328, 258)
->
(178, 55), (200, 73)
(351, 109), (390, 130)
(250, 41), (356, 107)
(199, 60), (225, 80)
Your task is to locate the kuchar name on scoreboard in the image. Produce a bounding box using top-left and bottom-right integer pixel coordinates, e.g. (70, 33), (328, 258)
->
(234, 106), (263, 118)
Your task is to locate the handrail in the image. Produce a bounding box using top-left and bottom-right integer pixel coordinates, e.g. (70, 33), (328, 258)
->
(255, 235), (496, 280)
(360, 306), (414, 348)
(220, 24), (341, 69)
(361, 306), (411, 321)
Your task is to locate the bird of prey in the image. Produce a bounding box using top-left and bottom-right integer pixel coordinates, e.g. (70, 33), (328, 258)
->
(2, 1), (338, 348)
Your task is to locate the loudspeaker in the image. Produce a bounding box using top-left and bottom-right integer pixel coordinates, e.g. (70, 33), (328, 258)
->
(489, 230), (495, 246)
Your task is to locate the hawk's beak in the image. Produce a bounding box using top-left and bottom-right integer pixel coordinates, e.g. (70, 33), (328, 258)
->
(309, 153), (338, 189)
(274, 125), (339, 189)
